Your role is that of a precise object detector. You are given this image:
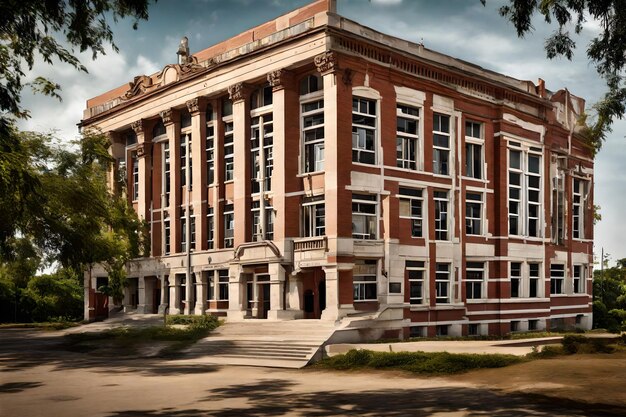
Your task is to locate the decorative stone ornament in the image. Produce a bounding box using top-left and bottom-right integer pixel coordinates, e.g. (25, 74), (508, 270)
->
(228, 82), (249, 103)
(186, 98), (200, 114)
(136, 142), (152, 158)
(267, 69), (293, 91)
(160, 109), (173, 125)
(314, 51), (338, 74)
(130, 119), (144, 134)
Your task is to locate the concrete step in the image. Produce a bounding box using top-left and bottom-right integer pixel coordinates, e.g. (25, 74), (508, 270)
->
(181, 320), (338, 368)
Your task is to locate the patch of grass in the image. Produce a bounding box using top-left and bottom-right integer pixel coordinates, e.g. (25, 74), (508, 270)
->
(63, 315), (220, 356)
(316, 349), (525, 375)
(375, 330), (585, 344)
(0, 321), (83, 331)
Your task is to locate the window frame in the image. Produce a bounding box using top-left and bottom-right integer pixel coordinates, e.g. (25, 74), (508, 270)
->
(351, 96), (377, 165)
(435, 263), (451, 304)
(352, 193), (378, 240)
(434, 190), (449, 241)
(353, 260), (378, 302)
(464, 121), (483, 179)
(396, 104), (420, 170)
(302, 195), (325, 237)
(223, 204), (234, 248)
(398, 187), (424, 238)
(301, 96), (325, 173)
(407, 260), (426, 305)
(433, 113), (451, 176)
(465, 262), (485, 300)
(572, 178), (587, 240)
(508, 142), (543, 238)
(465, 192), (483, 236)
(223, 120), (234, 182)
(550, 263), (565, 295)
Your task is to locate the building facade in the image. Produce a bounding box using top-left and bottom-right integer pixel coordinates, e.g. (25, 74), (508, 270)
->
(82, 0), (594, 337)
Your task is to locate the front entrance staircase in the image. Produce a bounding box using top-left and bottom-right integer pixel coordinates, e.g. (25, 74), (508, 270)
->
(182, 320), (337, 368)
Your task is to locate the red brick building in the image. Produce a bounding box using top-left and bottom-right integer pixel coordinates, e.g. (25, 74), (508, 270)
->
(82, 0), (593, 337)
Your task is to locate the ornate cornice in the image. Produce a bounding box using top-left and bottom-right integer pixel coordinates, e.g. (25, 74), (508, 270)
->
(160, 109), (173, 125)
(267, 69), (294, 91)
(314, 51), (338, 75)
(130, 120), (144, 134)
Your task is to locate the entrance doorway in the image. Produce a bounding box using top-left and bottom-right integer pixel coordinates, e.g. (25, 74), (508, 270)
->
(246, 274), (271, 319)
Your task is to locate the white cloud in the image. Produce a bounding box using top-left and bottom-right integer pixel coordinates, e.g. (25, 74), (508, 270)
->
(371, 0), (403, 5)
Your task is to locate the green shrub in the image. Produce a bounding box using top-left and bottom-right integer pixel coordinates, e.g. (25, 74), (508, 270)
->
(562, 335), (588, 354)
(166, 314), (220, 330)
(318, 349), (523, 374)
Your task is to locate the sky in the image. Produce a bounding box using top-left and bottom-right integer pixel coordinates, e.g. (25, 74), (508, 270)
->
(17, 0), (626, 265)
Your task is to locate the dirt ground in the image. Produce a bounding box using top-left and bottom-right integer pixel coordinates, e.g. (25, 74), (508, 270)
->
(2, 329), (626, 416)
(456, 351), (626, 407)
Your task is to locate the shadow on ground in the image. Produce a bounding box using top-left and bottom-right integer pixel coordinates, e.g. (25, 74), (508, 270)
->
(0, 329), (220, 377)
(106, 379), (626, 417)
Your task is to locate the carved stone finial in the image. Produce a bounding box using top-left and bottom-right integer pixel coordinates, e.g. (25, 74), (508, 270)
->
(267, 69), (293, 91)
(314, 51), (338, 75)
(130, 120), (144, 134)
(186, 98), (200, 114)
(228, 82), (249, 103)
(160, 109), (173, 125)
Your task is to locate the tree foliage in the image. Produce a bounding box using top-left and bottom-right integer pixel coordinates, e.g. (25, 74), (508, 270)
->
(0, 0), (152, 119)
(487, 0), (626, 152)
(593, 259), (626, 331)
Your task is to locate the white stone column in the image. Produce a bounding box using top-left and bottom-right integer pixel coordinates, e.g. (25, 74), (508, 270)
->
(184, 273), (194, 315)
(169, 277), (181, 315)
(321, 266), (340, 321)
(287, 274), (304, 316)
(227, 264), (246, 321)
(194, 272), (207, 315)
(137, 276), (147, 313)
(158, 274), (169, 314)
(268, 263), (290, 319)
(131, 120), (152, 221)
(83, 270), (92, 321)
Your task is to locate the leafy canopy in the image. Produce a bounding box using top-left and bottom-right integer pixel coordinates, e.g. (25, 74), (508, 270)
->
(485, 0), (626, 152)
(0, 0), (152, 119)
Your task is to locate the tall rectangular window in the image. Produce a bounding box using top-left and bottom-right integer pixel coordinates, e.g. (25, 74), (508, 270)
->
(434, 191), (449, 240)
(302, 196), (325, 237)
(251, 201), (261, 242)
(207, 207), (214, 250)
(399, 188), (423, 238)
(353, 260), (377, 301)
(466, 262), (484, 299)
(465, 121), (483, 179)
(180, 133), (192, 188)
(550, 264), (565, 295)
(223, 204), (234, 248)
(131, 152), (139, 201)
(436, 263), (451, 304)
(180, 213), (187, 253)
(224, 122), (234, 181)
(396, 105), (420, 170)
(163, 143), (170, 207)
(206, 124), (215, 185)
(265, 205), (274, 241)
(573, 264), (585, 294)
(218, 269), (229, 300)
(352, 97), (376, 164)
(529, 262), (540, 298)
(189, 208), (196, 252)
(164, 217), (170, 255)
(433, 113), (450, 175)
(352, 193), (377, 239)
(508, 145), (542, 237)
(407, 261), (425, 305)
(552, 159), (566, 244)
(251, 114), (273, 193)
(573, 179), (587, 239)
(510, 262), (521, 298)
(302, 99), (324, 172)
(465, 193), (482, 235)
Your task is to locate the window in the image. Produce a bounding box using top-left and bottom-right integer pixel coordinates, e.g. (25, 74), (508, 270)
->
(509, 145), (542, 237)
(468, 323), (480, 336)
(410, 326), (425, 338)
(180, 133), (192, 188)
(218, 269), (229, 300)
(163, 142), (170, 207)
(573, 179), (587, 239)
(131, 152), (139, 201)
(251, 83), (273, 109)
(552, 158), (566, 244)
(433, 113), (451, 175)
(529, 262), (540, 298)
(510, 320), (520, 332)
(224, 204), (234, 248)
(407, 261), (425, 305)
(466, 262), (484, 299)
(251, 201), (273, 241)
(265, 205), (274, 241)
(396, 105), (420, 170)
(465, 121), (483, 179)
(434, 191), (449, 240)
(353, 260), (377, 301)
(352, 194), (377, 239)
(465, 193), (482, 235)
(352, 97), (376, 164)
(550, 264), (565, 295)
(510, 262), (521, 298)
(436, 325), (449, 336)
(399, 188), (423, 238)
(207, 207), (214, 250)
(180, 210), (194, 252)
(206, 121), (215, 185)
(302, 196), (325, 237)
(164, 217), (170, 255)
(435, 263), (451, 304)
(189, 209), (196, 252)
(300, 74), (322, 95)
(250, 113), (273, 193)
(389, 282), (401, 294)
(302, 99), (324, 173)
(224, 122), (234, 181)
(528, 319), (538, 331)
(573, 264), (585, 294)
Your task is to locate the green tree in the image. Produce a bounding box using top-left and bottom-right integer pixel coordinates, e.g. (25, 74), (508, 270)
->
(487, 0), (626, 152)
(593, 259), (626, 331)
